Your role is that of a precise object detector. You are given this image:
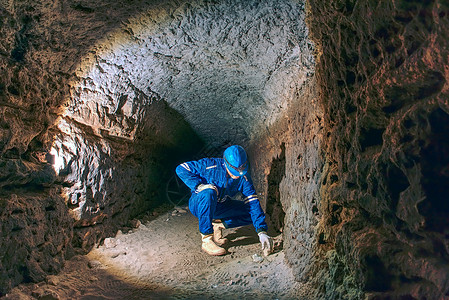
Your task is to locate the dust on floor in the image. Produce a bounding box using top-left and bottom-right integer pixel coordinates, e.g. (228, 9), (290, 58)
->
(3, 207), (310, 299)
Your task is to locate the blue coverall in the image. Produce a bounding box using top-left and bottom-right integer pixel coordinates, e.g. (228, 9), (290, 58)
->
(176, 157), (268, 235)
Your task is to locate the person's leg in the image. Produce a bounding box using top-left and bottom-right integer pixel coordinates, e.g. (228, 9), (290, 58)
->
(213, 200), (253, 229)
(189, 189), (218, 235)
(189, 189), (226, 256)
(212, 221), (228, 246)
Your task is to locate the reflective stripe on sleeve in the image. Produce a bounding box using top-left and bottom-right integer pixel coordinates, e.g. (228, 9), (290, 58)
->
(206, 165), (217, 169)
(244, 195), (259, 204)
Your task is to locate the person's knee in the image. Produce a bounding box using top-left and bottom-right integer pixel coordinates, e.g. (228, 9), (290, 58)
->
(198, 188), (217, 201)
(195, 189), (217, 216)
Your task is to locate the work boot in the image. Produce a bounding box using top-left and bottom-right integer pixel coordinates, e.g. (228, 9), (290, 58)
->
(201, 234), (226, 256)
(212, 222), (229, 246)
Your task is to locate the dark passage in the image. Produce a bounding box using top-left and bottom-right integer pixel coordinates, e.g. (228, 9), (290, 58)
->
(266, 143), (286, 233)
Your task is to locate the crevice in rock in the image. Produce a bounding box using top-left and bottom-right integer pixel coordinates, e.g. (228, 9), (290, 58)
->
(266, 142), (286, 234)
(359, 126), (385, 152)
(418, 107), (449, 232)
(362, 254), (392, 292)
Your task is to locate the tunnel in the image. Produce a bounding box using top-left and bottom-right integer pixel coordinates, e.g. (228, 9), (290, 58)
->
(1, 0), (449, 298)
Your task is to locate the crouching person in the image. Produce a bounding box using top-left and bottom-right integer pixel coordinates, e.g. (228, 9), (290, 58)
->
(175, 145), (273, 256)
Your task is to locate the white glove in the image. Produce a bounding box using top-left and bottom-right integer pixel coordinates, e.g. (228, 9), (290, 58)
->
(258, 232), (273, 255)
(196, 184), (218, 195)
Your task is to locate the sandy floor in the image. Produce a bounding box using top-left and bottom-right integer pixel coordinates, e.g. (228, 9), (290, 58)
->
(4, 207), (310, 299)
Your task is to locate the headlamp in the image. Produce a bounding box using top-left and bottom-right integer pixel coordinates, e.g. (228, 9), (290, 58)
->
(224, 156), (247, 176)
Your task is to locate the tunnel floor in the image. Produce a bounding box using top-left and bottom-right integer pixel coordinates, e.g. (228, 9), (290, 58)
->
(5, 207), (310, 299)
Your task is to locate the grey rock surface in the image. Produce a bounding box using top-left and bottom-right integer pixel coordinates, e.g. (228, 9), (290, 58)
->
(55, 0), (314, 258)
(248, 76), (323, 285)
(0, 0), (314, 294)
(68, 0), (314, 147)
(1, 0), (447, 298)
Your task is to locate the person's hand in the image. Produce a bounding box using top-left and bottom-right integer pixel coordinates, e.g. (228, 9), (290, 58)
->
(196, 184), (218, 195)
(258, 232), (273, 256)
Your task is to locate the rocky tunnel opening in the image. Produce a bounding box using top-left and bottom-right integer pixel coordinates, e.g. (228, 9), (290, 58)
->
(46, 0), (315, 255)
(1, 0), (449, 298)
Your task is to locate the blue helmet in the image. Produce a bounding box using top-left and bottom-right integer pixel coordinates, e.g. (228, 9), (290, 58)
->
(223, 145), (248, 177)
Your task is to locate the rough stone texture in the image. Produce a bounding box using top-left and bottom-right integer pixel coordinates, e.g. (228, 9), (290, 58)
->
(53, 0), (312, 250)
(69, 0), (314, 147)
(0, 0), (315, 294)
(55, 99), (201, 253)
(0, 190), (73, 295)
(0, 0), (202, 293)
(2, 0), (448, 298)
(307, 0), (449, 298)
(249, 76), (323, 284)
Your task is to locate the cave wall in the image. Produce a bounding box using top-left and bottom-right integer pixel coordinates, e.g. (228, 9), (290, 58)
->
(249, 76), (323, 284)
(56, 0), (313, 251)
(52, 99), (201, 254)
(0, 0), (203, 294)
(2, 0), (448, 298)
(68, 0), (314, 148)
(307, 0), (449, 298)
(0, 189), (73, 294)
(0, 0), (315, 294)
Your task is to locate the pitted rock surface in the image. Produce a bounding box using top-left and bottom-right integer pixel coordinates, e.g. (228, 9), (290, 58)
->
(1, 0), (448, 298)
(308, 0), (449, 298)
(0, 0), (314, 294)
(248, 77), (323, 284)
(0, 191), (73, 294)
(68, 0), (314, 147)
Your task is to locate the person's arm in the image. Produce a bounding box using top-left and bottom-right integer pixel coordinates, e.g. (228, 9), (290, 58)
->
(242, 176), (273, 255)
(241, 177), (268, 233)
(175, 160), (206, 192)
